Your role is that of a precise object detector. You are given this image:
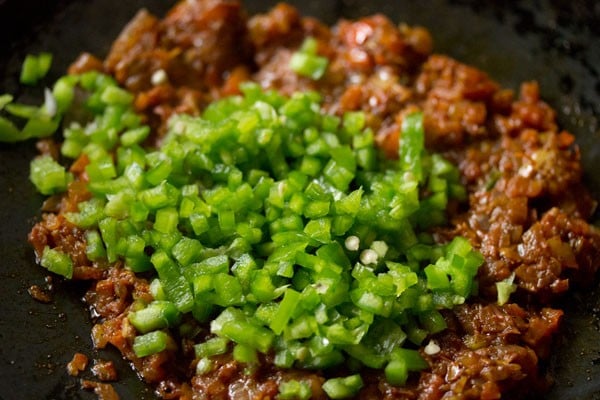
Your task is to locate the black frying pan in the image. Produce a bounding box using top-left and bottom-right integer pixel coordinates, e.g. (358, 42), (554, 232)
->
(1, 1), (599, 399)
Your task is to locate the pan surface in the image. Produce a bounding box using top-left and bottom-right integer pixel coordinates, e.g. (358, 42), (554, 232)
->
(0, 0), (599, 399)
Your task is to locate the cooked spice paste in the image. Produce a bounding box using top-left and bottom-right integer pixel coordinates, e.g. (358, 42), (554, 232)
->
(24, 0), (600, 399)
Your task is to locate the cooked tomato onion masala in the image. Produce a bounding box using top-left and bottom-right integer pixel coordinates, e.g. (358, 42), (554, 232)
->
(4, 0), (599, 399)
